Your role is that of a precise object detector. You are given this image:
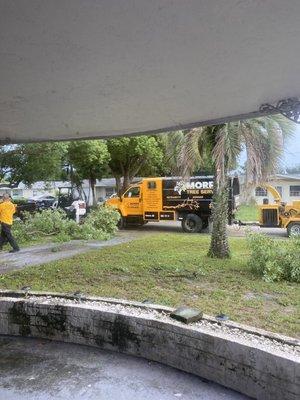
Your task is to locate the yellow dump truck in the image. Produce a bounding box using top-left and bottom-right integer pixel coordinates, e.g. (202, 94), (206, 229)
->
(106, 176), (239, 233)
(259, 185), (300, 236)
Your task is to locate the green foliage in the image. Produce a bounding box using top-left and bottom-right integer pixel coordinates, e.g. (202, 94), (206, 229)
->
(159, 129), (216, 177)
(107, 136), (163, 194)
(12, 209), (77, 243)
(67, 140), (110, 180)
(247, 232), (300, 283)
(12, 207), (119, 244)
(0, 143), (67, 185)
(74, 206), (120, 240)
(67, 140), (110, 205)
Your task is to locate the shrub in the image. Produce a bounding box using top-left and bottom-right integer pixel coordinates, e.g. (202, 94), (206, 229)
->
(12, 206), (120, 244)
(85, 205), (120, 235)
(247, 232), (300, 283)
(13, 209), (77, 243)
(74, 206), (120, 241)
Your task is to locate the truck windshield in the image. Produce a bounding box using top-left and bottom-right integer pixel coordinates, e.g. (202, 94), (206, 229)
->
(124, 187), (140, 198)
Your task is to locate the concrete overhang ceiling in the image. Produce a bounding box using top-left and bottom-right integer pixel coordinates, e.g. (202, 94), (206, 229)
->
(1, 0), (300, 143)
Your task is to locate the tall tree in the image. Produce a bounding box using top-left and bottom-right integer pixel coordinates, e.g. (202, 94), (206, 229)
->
(0, 143), (67, 185)
(67, 140), (110, 206)
(172, 115), (295, 258)
(107, 136), (163, 195)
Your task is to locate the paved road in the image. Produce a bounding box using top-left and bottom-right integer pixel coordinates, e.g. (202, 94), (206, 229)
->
(0, 336), (250, 400)
(0, 221), (287, 274)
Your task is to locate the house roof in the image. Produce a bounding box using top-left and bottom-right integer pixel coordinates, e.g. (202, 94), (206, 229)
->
(1, 1), (300, 144)
(15, 179), (118, 190)
(239, 174), (300, 185)
(271, 174), (300, 182)
(17, 181), (72, 190)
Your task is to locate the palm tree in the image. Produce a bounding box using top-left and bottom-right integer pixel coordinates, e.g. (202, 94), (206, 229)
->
(165, 115), (295, 258)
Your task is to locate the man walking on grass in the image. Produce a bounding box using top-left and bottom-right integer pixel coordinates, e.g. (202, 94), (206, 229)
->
(0, 194), (20, 253)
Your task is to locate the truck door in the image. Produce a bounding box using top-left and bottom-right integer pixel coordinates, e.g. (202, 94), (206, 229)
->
(122, 186), (143, 216)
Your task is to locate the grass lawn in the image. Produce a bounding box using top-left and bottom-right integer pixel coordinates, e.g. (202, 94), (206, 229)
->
(0, 233), (299, 338)
(236, 204), (259, 222)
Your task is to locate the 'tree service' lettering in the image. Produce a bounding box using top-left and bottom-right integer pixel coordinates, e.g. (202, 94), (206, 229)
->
(174, 180), (214, 195)
(186, 181), (213, 189)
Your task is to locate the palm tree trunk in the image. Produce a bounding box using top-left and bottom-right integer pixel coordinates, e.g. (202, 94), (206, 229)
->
(208, 183), (230, 258)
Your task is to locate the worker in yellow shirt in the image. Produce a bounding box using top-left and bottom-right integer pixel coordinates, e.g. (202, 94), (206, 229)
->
(0, 194), (20, 253)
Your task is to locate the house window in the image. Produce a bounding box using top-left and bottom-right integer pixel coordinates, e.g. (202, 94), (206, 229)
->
(105, 187), (115, 197)
(255, 187), (267, 196)
(290, 185), (300, 196)
(275, 186), (282, 197)
(12, 189), (21, 198)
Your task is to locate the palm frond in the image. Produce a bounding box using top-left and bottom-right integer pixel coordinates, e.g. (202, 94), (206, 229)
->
(266, 114), (296, 139)
(177, 128), (203, 178)
(241, 116), (287, 186)
(212, 124), (241, 188)
(159, 131), (184, 175)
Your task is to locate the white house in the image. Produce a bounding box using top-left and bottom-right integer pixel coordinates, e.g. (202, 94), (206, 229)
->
(249, 174), (300, 205)
(0, 179), (119, 205)
(0, 181), (70, 200)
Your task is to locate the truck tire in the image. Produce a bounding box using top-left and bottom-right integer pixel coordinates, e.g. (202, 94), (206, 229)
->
(287, 222), (300, 237)
(181, 214), (203, 233)
(117, 215), (126, 229)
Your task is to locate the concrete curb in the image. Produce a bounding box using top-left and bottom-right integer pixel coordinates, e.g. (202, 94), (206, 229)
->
(0, 290), (299, 400)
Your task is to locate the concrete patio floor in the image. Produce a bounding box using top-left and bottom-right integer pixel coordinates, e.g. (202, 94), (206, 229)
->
(0, 335), (250, 400)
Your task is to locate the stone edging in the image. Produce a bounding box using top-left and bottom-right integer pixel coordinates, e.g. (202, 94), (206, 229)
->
(0, 290), (299, 400)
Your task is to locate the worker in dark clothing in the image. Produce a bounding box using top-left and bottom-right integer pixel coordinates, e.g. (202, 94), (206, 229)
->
(0, 194), (20, 253)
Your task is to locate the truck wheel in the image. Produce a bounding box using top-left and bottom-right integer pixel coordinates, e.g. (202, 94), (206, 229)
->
(287, 222), (300, 237)
(181, 214), (203, 233)
(117, 215), (126, 229)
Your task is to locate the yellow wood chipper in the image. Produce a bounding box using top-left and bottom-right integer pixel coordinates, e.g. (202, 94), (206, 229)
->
(259, 185), (300, 236)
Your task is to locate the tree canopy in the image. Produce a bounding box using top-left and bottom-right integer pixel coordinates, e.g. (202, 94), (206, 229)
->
(67, 140), (110, 205)
(0, 143), (67, 186)
(107, 136), (163, 194)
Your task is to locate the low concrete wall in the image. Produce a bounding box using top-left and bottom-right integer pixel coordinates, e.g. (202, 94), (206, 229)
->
(0, 291), (299, 400)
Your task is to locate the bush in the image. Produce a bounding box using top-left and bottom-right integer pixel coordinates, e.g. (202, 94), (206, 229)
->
(12, 206), (120, 244)
(12, 209), (77, 243)
(73, 206), (120, 241)
(247, 232), (300, 283)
